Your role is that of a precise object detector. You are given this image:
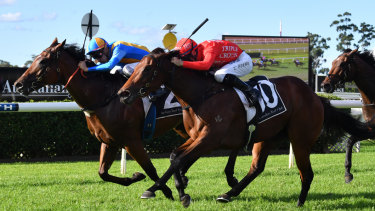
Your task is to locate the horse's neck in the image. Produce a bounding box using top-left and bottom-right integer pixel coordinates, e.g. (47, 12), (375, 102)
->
(164, 68), (215, 108)
(353, 59), (375, 103)
(60, 56), (120, 109)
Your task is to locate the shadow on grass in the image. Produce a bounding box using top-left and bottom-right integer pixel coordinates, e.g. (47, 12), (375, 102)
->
(232, 191), (375, 209)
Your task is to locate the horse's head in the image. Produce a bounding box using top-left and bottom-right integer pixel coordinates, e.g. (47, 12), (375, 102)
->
(14, 38), (66, 95)
(118, 49), (178, 104)
(321, 49), (358, 93)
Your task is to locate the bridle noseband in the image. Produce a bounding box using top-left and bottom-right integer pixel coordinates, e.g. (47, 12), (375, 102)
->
(327, 55), (354, 86)
(137, 54), (160, 97)
(33, 50), (62, 89)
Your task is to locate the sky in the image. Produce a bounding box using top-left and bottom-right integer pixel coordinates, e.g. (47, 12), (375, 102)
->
(0, 0), (375, 68)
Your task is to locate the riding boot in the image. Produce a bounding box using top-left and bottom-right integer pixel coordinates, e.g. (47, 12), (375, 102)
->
(223, 74), (260, 107)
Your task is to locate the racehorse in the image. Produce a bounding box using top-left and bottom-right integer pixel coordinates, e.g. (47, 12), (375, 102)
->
(294, 60), (304, 67)
(13, 38), (190, 199)
(321, 48), (375, 183)
(117, 49), (375, 207)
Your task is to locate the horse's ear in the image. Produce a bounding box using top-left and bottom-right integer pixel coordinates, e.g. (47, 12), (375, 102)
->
(51, 39), (66, 52)
(50, 38), (58, 47)
(348, 49), (358, 56)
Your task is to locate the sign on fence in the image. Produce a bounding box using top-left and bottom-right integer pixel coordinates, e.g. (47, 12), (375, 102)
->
(0, 67), (70, 102)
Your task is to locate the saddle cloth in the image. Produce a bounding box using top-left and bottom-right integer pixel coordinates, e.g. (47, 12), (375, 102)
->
(235, 75), (287, 123)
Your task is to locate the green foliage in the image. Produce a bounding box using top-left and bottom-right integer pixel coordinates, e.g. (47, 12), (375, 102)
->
(0, 112), (100, 159)
(307, 32), (330, 72)
(0, 112), (185, 160)
(330, 12), (375, 51)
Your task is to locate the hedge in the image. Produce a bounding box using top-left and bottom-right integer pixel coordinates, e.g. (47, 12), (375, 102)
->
(0, 93), (351, 160)
(0, 112), (185, 160)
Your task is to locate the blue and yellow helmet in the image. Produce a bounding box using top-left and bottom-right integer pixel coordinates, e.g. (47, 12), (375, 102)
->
(87, 37), (108, 55)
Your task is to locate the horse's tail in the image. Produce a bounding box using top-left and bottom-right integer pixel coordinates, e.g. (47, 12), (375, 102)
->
(320, 97), (375, 139)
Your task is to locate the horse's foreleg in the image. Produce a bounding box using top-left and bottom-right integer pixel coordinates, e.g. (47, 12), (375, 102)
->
(225, 149), (239, 187)
(345, 136), (358, 183)
(143, 137), (213, 208)
(217, 142), (270, 203)
(125, 141), (174, 200)
(170, 138), (195, 192)
(98, 143), (145, 186)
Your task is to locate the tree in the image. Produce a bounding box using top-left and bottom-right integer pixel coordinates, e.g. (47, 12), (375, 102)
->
(357, 22), (375, 49)
(330, 12), (358, 51)
(307, 32), (330, 73)
(330, 12), (375, 51)
(0, 59), (13, 67)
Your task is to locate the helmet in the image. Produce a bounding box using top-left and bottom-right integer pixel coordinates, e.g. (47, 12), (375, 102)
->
(174, 38), (198, 57)
(87, 37), (108, 55)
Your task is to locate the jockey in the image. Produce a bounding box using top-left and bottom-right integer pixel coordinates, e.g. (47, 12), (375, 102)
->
(171, 38), (260, 107)
(78, 37), (150, 77)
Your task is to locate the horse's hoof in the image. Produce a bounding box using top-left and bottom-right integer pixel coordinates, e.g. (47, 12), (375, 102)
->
(141, 190), (155, 199)
(297, 199), (304, 207)
(345, 174), (353, 184)
(180, 194), (191, 208)
(217, 193), (231, 203)
(132, 172), (146, 181)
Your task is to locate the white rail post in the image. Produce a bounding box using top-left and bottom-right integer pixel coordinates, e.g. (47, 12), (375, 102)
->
(289, 143), (294, 168)
(120, 149), (127, 175)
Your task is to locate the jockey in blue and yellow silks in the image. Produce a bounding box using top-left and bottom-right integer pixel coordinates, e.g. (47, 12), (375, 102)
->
(78, 37), (150, 76)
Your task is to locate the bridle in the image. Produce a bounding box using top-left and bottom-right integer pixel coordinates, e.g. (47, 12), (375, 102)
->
(32, 49), (62, 90)
(327, 54), (354, 87)
(135, 54), (161, 97)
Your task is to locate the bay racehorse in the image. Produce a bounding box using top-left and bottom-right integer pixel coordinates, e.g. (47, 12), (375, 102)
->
(14, 38), (190, 199)
(117, 49), (375, 207)
(321, 48), (375, 183)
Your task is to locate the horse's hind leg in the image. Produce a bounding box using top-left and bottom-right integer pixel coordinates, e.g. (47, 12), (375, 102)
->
(292, 144), (314, 207)
(344, 135), (358, 183)
(225, 149), (240, 187)
(98, 143), (145, 186)
(217, 141), (271, 202)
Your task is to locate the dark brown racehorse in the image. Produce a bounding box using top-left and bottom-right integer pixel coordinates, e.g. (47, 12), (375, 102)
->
(294, 60), (304, 67)
(117, 49), (375, 207)
(13, 38), (190, 199)
(321, 48), (375, 183)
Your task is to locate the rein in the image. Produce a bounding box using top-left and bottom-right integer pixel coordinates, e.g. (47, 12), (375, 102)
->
(64, 67), (87, 88)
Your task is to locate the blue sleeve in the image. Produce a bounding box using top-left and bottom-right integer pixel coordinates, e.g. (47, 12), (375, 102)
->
(88, 45), (127, 72)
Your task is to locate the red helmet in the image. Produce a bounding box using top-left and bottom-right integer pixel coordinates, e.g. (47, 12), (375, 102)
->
(174, 38), (198, 57)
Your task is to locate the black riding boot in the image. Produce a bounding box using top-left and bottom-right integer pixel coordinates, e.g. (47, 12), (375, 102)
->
(223, 74), (260, 106)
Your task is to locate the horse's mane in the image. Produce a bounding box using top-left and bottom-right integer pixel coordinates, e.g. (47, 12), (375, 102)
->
(61, 43), (86, 61)
(60, 42), (126, 92)
(150, 48), (225, 108)
(344, 48), (375, 69)
(344, 49), (375, 102)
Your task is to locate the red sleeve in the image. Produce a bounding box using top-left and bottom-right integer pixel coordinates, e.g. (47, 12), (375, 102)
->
(182, 50), (217, 71)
